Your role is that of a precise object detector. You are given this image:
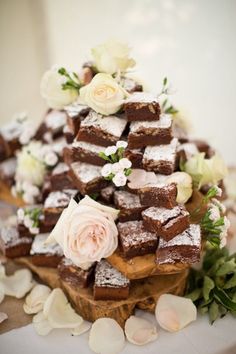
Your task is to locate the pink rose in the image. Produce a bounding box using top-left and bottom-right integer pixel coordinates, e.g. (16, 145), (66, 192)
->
(47, 196), (119, 270)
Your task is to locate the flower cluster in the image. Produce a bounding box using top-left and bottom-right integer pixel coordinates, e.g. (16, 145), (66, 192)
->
(100, 141), (132, 187)
(17, 207), (43, 235)
(13, 141), (59, 204)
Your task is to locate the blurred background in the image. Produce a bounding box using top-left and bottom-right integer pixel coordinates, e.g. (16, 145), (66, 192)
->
(0, 0), (236, 164)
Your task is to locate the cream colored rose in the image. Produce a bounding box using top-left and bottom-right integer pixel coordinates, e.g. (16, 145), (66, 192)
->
(40, 68), (78, 109)
(16, 141), (46, 187)
(91, 39), (136, 74)
(80, 73), (127, 115)
(47, 196), (119, 270)
(184, 153), (228, 189)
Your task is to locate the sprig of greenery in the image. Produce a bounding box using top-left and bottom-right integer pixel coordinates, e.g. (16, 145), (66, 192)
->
(201, 210), (225, 247)
(185, 247), (236, 324)
(98, 146), (126, 164)
(191, 186), (220, 218)
(25, 207), (42, 228)
(58, 68), (81, 91)
(161, 97), (179, 115)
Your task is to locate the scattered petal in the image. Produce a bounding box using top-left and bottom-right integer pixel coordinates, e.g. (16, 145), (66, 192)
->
(125, 315), (158, 345)
(0, 312), (8, 324)
(89, 318), (125, 354)
(23, 284), (51, 314)
(155, 294), (197, 332)
(33, 311), (53, 336)
(71, 321), (91, 336)
(43, 288), (83, 328)
(0, 269), (34, 298)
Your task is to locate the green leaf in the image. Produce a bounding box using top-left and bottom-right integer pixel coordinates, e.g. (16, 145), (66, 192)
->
(223, 273), (236, 289)
(185, 288), (202, 302)
(98, 152), (111, 162)
(200, 306), (209, 315)
(209, 301), (219, 324)
(124, 168), (132, 177)
(163, 77), (167, 86)
(213, 288), (236, 311)
(203, 276), (215, 301)
(216, 259), (236, 276)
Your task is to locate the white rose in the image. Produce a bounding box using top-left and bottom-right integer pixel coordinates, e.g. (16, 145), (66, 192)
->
(47, 197), (119, 270)
(91, 39), (136, 74)
(40, 68), (78, 109)
(166, 172), (193, 204)
(80, 73), (127, 115)
(16, 141), (46, 187)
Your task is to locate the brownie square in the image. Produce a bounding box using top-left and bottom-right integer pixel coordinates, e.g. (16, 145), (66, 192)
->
(117, 220), (158, 258)
(43, 189), (78, 226)
(124, 148), (143, 168)
(120, 77), (143, 93)
(65, 103), (90, 135)
(142, 138), (178, 175)
(100, 185), (116, 204)
(114, 190), (146, 222)
(70, 141), (106, 166)
(76, 110), (127, 147)
(68, 162), (108, 195)
(0, 134), (11, 161)
(0, 157), (16, 187)
(50, 163), (75, 190)
(139, 183), (177, 209)
(156, 224), (201, 264)
(0, 227), (32, 258)
(93, 259), (130, 300)
(58, 258), (95, 288)
(35, 110), (67, 141)
(30, 233), (63, 267)
(128, 114), (173, 149)
(142, 205), (190, 241)
(125, 92), (161, 121)
(50, 136), (68, 158)
(177, 142), (199, 162)
(0, 120), (23, 156)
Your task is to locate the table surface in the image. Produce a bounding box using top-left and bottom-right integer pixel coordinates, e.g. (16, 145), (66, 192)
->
(1, 310), (236, 354)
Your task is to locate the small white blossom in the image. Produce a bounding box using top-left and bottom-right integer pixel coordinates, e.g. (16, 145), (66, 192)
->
(208, 204), (221, 222)
(43, 132), (53, 143)
(17, 208), (25, 222)
(27, 185), (40, 197)
(24, 215), (34, 229)
(29, 227), (39, 235)
(116, 141), (128, 149)
(112, 172), (127, 187)
(212, 198), (226, 214)
(214, 185), (222, 197)
(105, 146), (117, 156)
(219, 216), (230, 248)
(44, 152), (58, 167)
(119, 158), (132, 169)
(101, 163), (113, 177)
(19, 125), (35, 145)
(112, 162), (124, 174)
(220, 236), (227, 248)
(23, 193), (35, 205)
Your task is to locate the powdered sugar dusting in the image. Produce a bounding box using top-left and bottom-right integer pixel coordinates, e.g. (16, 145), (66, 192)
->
(159, 224), (201, 247)
(1, 227), (32, 246)
(52, 162), (69, 175)
(130, 114), (172, 132)
(126, 92), (158, 103)
(45, 110), (67, 130)
(44, 190), (77, 208)
(30, 233), (63, 256)
(143, 205), (189, 223)
(95, 259), (130, 287)
(143, 138), (178, 162)
(72, 141), (106, 154)
(118, 220), (157, 247)
(0, 158), (16, 176)
(114, 190), (142, 208)
(71, 162), (102, 183)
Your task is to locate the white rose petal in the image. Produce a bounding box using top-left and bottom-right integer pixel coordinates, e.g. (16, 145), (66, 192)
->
(112, 162), (124, 174)
(166, 172), (193, 204)
(43, 288), (83, 329)
(105, 146), (117, 156)
(0, 312), (8, 324)
(23, 284), (51, 314)
(89, 318), (125, 354)
(33, 311), (53, 336)
(0, 269), (34, 298)
(71, 321), (91, 336)
(112, 172), (127, 187)
(125, 315), (158, 346)
(116, 140), (128, 149)
(40, 68), (78, 109)
(44, 152), (59, 167)
(101, 163), (113, 177)
(119, 158), (132, 169)
(155, 294), (197, 332)
(80, 73), (127, 116)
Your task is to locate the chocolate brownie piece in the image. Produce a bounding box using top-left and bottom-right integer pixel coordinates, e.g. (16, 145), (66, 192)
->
(68, 162), (108, 195)
(0, 133), (11, 161)
(35, 110), (67, 141)
(51, 136), (68, 158)
(58, 258), (95, 288)
(124, 148), (143, 168)
(125, 92), (160, 121)
(64, 103), (90, 135)
(117, 220), (158, 258)
(70, 141), (106, 166)
(43, 189), (78, 226)
(114, 190), (146, 222)
(93, 259), (130, 300)
(128, 114), (173, 149)
(156, 224), (201, 264)
(177, 142), (199, 162)
(0, 157), (16, 186)
(76, 110), (127, 147)
(142, 205), (190, 241)
(50, 163), (75, 190)
(139, 183), (177, 209)
(120, 77), (143, 93)
(30, 233), (63, 267)
(0, 227), (32, 258)
(63, 125), (74, 144)
(100, 185), (116, 204)
(0, 120), (24, 156)
(190, 139), (215, 158)
(143, 138), (178, 175)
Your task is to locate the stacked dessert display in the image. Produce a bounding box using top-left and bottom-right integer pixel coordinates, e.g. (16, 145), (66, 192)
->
(0, 40), (231, 349)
